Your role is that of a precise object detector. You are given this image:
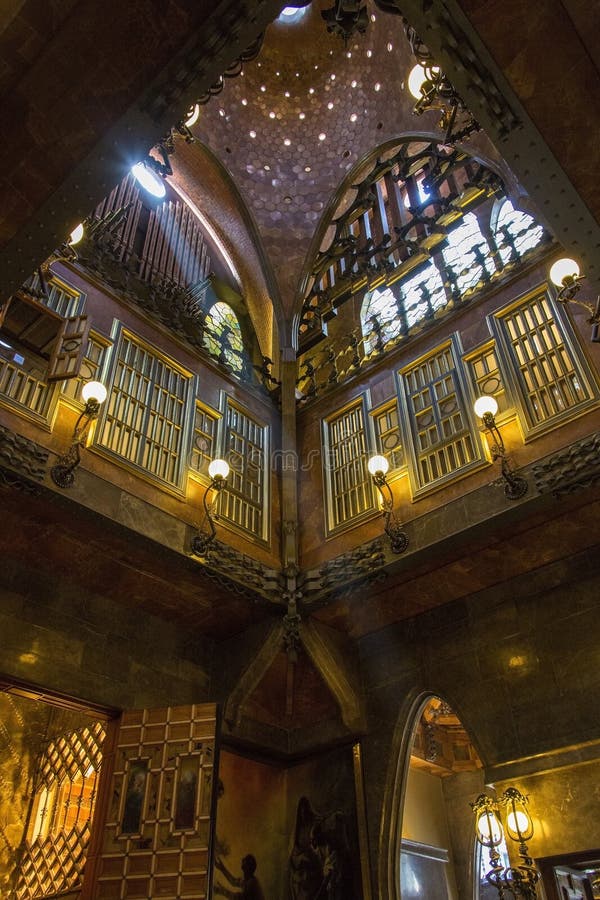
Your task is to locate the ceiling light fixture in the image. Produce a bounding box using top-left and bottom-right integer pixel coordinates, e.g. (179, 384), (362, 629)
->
(367, 455), (408, 553)
(278, 5), (307, 24)
(191, 459), (230, 556)
(549, 257), (600, 341)
(321, 1), (368, 42)
(51, 382), (107, 488)
(131, 161), (167, 198)
(68, 223), (85, 245)
(474, 395), (528, 499)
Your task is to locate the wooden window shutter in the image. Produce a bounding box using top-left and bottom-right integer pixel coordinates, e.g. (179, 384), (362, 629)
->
(47, 313), (90, 382)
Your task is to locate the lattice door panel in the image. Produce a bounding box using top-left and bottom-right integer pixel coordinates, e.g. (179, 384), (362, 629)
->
(91, 704), (217, 900)
(15, 720), (106, 900)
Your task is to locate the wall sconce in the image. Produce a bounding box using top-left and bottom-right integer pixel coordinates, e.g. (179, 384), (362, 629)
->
(472, 788), (540, 900)
(51, 381), (107, 488)
(405, 24), (480, 146)
(367, 455), (408, 553)
(474, 395), (528, 500)
(549, 257), (600, 342)
(191, 458), (230, 556)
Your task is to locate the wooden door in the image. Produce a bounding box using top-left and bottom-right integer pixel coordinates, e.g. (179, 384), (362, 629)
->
(81, 703), (218, 900)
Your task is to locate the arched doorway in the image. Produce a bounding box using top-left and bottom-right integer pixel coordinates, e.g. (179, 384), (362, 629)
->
(397, 695), (484, 900)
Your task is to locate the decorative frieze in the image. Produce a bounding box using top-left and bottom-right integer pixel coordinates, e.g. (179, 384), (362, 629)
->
(0, 425), (48, 491)
(532, 433), (600, 497)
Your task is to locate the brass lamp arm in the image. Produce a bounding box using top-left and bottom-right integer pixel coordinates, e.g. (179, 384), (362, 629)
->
(191, 477), (225, 556)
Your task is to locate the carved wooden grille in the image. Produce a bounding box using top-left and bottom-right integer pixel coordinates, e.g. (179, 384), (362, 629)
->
(61, 334), (108, 403)
(220, 401), (266, 537)
(372, 403), (404, 471)
(16, 722), (105, 899)
(25, 274), (84, 318)
(468, 345), (508, 415)
(189, 404), (218, 478)
(498, 293), (591, 426)
(0, 347), (52, 418)
(403, 346), (476, 488)
(93, 704), (216, 900)
(325, 401), (374, 529)
(97, 331), (192, 488)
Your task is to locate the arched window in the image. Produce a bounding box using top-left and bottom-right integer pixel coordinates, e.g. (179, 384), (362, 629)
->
(494, 199), (544, 264)
(360, 287), (402, 355)
(399, 262), (446, 329)
(442, 212), (495, 297)
(204, 301), (244, 374)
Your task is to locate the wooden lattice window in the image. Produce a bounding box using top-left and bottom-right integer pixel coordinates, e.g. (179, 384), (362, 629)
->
(401, 343), (480, 491)
(467, 344), (508, 416)
(218, 400), (268, 538)
(495, 291), (596, 432)
(16, 722), (105, 900)
(371, 402), (404, 471)
(0, 280), (88, 420)
(97, 329), (193, 488)
(24, 273), (85, 318)
(61, 333), (110, 403)
(0, 340), (54, 419)
(324, 399), (375, 531)
(189, 403), (219, 478)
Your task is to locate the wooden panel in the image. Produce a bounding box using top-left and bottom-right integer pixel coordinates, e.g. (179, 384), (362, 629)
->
(84, 703), (217, 900)
(47, 314), (90, 382)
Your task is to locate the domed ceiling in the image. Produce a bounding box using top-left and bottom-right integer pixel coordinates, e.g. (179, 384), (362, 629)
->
(187, 0), (439, 327)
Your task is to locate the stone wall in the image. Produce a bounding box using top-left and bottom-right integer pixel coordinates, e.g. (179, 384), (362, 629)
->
(0, 557), (213, 713)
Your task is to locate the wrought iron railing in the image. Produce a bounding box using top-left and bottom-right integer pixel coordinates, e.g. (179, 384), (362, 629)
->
(297, 222), (551, 403)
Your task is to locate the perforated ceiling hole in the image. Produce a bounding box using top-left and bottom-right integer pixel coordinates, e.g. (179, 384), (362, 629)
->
(376, 122), (384, 129)
(342, 150), (351, 158)
(225, 147), (232, 153)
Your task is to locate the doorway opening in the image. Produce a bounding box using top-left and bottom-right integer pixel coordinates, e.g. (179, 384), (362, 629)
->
(0, 678), (111, 899)
(398, 695), (483, 900)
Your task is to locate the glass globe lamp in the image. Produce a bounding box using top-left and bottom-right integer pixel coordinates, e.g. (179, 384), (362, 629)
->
(474, 395), (499, 420)
(367, 455), (389, 477)
(208, 458), (230, 481)
(81, 381), (107, 405)
(549, 257), (580, 288)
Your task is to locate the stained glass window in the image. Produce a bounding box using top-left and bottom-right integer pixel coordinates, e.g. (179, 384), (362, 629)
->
(204, 302), (244, 374)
